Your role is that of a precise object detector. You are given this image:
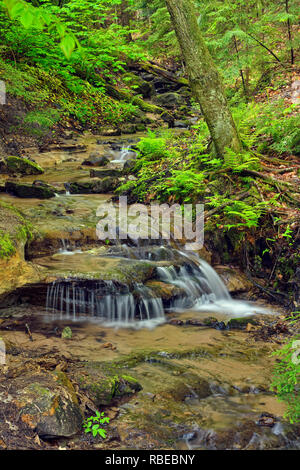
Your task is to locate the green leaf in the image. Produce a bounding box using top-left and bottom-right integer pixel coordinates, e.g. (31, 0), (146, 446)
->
(20, 9), (34, 28)
(60, 34), (75, 59)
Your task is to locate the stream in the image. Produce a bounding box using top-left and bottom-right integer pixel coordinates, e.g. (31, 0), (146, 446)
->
(0, 132), (299, 450)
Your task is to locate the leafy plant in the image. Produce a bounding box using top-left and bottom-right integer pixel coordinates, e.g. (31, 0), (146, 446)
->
(271, 327), (300, 424)
(83, 410), (110, 439)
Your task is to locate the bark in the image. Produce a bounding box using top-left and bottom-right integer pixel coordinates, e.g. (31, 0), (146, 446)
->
(165, 0), (241, 159)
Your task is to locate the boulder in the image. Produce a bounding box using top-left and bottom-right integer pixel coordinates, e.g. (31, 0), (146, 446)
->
(0, 156), (44, 176)
(14, 371), (83, 439)
(154, 92), (185, 109)
(5, 181), (56, 199)
(71, 364), (142, 407)
(68, 177), (118, 194)
(90, 168), (122, 178)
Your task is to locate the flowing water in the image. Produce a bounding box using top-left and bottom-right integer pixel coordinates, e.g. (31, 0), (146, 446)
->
(1, 132), (295, 450)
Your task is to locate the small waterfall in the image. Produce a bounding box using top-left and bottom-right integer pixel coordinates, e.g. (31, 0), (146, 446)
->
(46, 279), (165, 327)
(45, 244), (270, 326)
(110, 145), (136, 163)
(156, 260), (230, 310)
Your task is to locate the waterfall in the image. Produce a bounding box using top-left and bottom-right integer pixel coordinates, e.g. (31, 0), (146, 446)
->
(45, 245), (270, 327)
(46, 279), (165, 327)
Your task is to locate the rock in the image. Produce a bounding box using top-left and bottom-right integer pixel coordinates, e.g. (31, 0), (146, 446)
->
(154, 92), (185, 109)
(5, 181), (56, 199)
(145, 280), (185, 301)
(61, 327), (72, 339)
(120, 124), (137, 135)
(257, 413), (277, 427)
(122, 159), (136, 173)
(100, 128), (121, 137)
(0, 156), (44, 176)
(67, 177), (118, 194)
(71, 364), (142, 407)
(15, 371), (83, 439)
(174, 120), (190, 128)
(227, 317), (259, 330)
(90, 168), (122, 178)
(82, 153), (110, 167)
(215, 266), (253, 294)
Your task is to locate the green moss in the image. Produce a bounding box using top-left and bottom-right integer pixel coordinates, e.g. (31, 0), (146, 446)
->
(5, 156), (44, 175)
(0, 230), (16, 259)
(0, 201), (33, 259)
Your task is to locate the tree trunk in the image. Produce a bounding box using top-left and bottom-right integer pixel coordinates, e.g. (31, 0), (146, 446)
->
(165, 0), (241, 159)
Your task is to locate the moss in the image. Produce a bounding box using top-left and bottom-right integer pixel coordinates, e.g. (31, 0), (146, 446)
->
(0, 201), (33, 259)
(0, 230), (16, 259)
(227, 317), (259, 330)
(5, 156), (44, 175)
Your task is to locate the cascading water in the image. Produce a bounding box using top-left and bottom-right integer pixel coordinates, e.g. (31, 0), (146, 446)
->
(46, 278), (165, 327)
(45, 242), (270, 327)
(110, 145), (136, 163)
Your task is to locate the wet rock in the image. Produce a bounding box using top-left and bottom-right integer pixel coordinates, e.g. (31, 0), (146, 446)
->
(257, 413), (277, 427)
(227, 317), (259, 330)
(14, 371), (82, 439)
(82, 153), (110, 167)
(0, 156), (44, 176)
(90, 168), (122, 178)
(5, 181), (56, 199)
(67, 177), (118, 194)
(164, 376), (211, 401)
(168, 319), (184, 326)
(71, 364), (142, 407)
(145, 280), (185, 302)
(215, 266), (253, 294)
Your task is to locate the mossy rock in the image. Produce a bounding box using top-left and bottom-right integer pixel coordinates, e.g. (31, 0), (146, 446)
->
(73, 365), (142, 407)
(227, 317), (259, 330)
(68, 176), (118, 194)
(14, 372), (82, 439)
(5, 181), (55, 199)
(0, 156), (44, 175)
(90, 168), (122, 178)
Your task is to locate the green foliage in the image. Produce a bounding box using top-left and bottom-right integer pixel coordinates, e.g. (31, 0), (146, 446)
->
(271, 325), (300, 424)
(233, 100), (300, 156)
(83, 410), (110, 439)
(137, 130), (174, 162)
(0, 230), (15, 258)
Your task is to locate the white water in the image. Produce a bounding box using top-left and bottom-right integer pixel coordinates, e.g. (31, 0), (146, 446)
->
(110, 145), (134, 163)
(46, 244), (272, 327)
